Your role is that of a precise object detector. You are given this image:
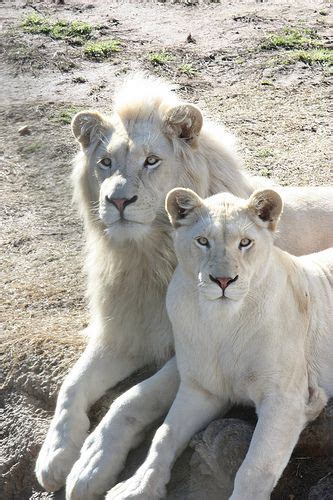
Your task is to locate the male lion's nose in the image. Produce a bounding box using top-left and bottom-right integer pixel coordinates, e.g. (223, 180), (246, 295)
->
(105, 195), (138, 212)
(209, 274), (239, 290)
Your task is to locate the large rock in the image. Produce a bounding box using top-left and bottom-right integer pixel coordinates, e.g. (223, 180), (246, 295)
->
(308, 473), (333, 500)
(1, 331), (332, 500)
(168, 419), (254, 500)
(297, 399), (333, 456)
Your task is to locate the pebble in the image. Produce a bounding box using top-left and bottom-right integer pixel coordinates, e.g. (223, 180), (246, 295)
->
(18, 126), (31, 136)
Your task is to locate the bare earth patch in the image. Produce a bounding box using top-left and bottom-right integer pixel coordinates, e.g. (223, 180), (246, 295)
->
(1, 1), (332, 499)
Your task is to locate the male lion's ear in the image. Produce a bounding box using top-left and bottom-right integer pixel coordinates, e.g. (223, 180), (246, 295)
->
(247, 189), (283, 231)
(71, 111), (108, 148)
(166, 188), (203, 227)
(164, 104), (203, 145)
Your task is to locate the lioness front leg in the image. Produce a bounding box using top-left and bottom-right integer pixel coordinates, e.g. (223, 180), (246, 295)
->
(66, 358), (179, 500)
(106, 382), (225, 500)
(35, 340), (146, 492)
(230, 394), (310, 500)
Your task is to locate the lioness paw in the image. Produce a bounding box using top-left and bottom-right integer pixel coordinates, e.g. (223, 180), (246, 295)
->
(66, 433), (118, 500)
(106, 469), (166, 500)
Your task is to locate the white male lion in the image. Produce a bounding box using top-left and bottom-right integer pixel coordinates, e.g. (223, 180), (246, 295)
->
(35, 75), (333, 499)
(108, 188), (332, 499)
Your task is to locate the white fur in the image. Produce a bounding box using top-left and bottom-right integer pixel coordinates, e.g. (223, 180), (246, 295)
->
(107, 189), (332, 499)
(35, 75), (333, 498)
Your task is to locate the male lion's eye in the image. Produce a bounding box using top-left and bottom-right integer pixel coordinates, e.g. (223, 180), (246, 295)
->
(196, 236), (209, 247)
(99, 158), (112, 167)
(239, 238), (252, 249)
(144, 156), (160, 169)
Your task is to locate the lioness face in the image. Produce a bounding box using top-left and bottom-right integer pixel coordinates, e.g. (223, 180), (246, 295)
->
(166, 188), (283, 307)
(72, 103), (203, 243)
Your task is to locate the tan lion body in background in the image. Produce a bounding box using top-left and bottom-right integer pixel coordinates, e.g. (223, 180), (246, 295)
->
(35, 76), (333, 499)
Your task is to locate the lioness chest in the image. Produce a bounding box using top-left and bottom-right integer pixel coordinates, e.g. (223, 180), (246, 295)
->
(167, 271), (308, 406)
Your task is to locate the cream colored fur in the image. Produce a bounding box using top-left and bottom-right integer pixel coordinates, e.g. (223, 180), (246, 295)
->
(108, 188), (332, 499)
(35, 75), (333, 499)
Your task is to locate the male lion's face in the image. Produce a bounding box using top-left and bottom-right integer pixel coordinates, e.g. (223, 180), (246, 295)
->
(166, 188), (282, 310)
(72, 104), (203, 243)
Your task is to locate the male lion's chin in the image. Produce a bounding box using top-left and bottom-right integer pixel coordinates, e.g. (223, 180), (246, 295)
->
(104, 220), (151, 243)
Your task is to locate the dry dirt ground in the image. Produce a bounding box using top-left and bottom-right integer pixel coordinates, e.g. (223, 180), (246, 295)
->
(1, 0), (332, 499)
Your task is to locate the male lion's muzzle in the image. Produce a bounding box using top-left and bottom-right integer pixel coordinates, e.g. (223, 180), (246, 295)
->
(105, 195), (138, 217)
(209, 274), (239, 295)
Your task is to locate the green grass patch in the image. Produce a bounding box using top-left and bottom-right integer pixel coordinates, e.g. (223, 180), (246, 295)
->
(179, 63), (197, 75)
(259, 167), (272, 178)
(21, 14), (93, 45)
(72, 75), (87, 83)
(277, 49), (332, 67)
(19, 142), (42, 155)
(261, 27), (322, 50)
(256, 148), (274, 159)
(57, 107), (81, 125)
(83, 39), (121, 59)
(260, 80), (274, 86)
(148, 52), (171, 66)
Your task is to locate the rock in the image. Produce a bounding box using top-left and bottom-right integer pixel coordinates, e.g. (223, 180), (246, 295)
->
(167, 419), (254, 499)
(308, 473), (333, 499)
(2, 329), (332, 500)
(18, 125), (31, 136)
(296, 399), (333, 456)
(186, 33), (196, 44)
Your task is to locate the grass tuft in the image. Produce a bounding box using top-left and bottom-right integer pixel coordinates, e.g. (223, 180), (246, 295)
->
(148, 52), (171, 66)
(256, 148), (274, 159)
(21, 14), (93, 45)
(83, 40), (121, 59)
(57, 107), (81, 125)
(179, 63), (197, 75)
(261, 27), (322, 51)
(276, 49), (333, 67)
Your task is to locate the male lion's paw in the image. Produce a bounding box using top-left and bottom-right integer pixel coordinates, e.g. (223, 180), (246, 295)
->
(36, 425), (83, 492)
(106, 469), (166, 500)
(66, 432), (118, 500)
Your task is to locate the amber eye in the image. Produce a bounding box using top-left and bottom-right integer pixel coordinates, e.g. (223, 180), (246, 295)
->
(239, 238), (252, 248)
(99, 158), (112, 168)
(196, 236), (209, 247)
(145, 156), (160, 169)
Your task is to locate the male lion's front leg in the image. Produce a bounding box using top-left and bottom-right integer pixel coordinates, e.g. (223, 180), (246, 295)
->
(230, 394), (311, 500)
(66, 358), (180, 500)
(35, 341), (145, 492)
(106, 382), (225, 500)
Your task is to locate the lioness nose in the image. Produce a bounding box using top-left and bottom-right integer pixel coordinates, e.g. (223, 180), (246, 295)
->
(209, 274), (239, 290)
(105, 195), (138, 212)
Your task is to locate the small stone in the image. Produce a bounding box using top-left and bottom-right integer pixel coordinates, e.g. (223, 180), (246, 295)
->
(18, 126), (31, 136)
(186, 33), (196, 44)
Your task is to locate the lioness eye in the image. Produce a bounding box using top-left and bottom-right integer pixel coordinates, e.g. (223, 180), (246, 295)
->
(144, 156), (160, 169)
(99, 158), (112, 168)
(239, 238), (252, 248)
(196, 236), (209, 247)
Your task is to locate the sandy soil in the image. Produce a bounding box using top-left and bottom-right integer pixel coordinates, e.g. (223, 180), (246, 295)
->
(1, 1), (332, 499)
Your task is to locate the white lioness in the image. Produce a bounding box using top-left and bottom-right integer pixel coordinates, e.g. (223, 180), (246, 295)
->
(35, 75), (333, 499)
(108, 188), (332, 500)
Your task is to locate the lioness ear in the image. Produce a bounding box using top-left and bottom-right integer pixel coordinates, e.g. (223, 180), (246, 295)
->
(164, 104), (203, 145)
(247, 189), (283, 231)
(166, 188), (203, 227)
(71, 111), (108, 148)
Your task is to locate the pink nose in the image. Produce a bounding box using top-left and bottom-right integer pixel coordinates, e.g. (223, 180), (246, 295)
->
(111, 198), (127, 212)
(209, 274), (239, 290)
(215, 277), (234, 290)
